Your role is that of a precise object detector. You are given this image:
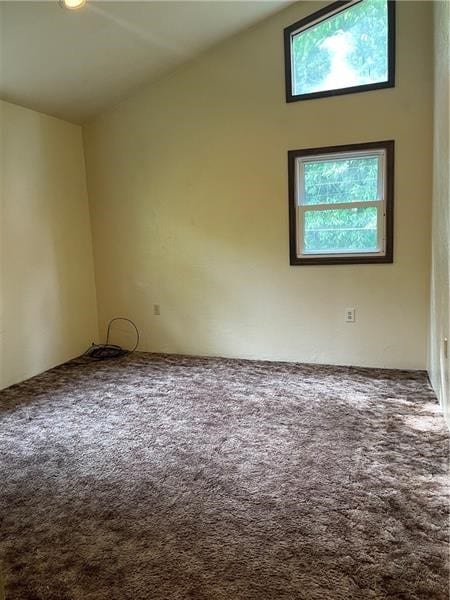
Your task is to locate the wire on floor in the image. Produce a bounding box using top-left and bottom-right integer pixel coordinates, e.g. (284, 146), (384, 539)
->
(84, 317), (139, 360)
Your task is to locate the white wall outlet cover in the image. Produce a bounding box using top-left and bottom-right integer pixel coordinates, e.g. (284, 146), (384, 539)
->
(345, 308), (356, 323)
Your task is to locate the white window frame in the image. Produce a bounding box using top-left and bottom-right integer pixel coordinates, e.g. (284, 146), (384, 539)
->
(295, 149), (387, 260)
(287, 140), (394, 266)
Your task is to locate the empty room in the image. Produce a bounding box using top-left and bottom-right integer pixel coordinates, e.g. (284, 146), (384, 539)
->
(0, 0), (449, 598)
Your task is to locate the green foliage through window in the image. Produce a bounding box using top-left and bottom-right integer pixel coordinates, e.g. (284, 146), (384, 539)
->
(291, 0), (389, 96)
(304, 207), (378, 252)
(304, 157), (378, 205)
(298, 152), (383, 254)
(288, 141), (394, 265)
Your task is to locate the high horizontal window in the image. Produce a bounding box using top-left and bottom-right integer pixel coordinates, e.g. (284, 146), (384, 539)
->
(284, 0), (395, 102)
(288, 141), (394, 265)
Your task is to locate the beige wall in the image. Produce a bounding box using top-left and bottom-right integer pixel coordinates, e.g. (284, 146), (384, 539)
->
(0, 100), (98, 389)
(429, 0), (450, 424)
(84, 0), (433, 369)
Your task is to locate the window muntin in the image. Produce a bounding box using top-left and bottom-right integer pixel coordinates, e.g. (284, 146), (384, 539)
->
(284, 0), (395, 102)
(288, 141), (394, 265)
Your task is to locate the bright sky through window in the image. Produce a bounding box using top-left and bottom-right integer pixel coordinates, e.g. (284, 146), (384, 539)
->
(285, 0), (394, 101)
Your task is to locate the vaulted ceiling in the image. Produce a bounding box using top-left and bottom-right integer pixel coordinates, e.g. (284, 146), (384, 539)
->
(0, 1), (291, 123)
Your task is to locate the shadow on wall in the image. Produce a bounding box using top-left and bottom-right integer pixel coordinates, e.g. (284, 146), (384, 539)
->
(1, 109), (69, 387)
(0, 100), (98, 390)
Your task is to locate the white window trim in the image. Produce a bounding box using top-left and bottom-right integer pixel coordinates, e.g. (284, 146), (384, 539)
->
(294, 149), (387, 260)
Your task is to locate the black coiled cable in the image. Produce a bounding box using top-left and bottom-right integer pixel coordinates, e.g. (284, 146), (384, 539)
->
(84, 317), (139, 360)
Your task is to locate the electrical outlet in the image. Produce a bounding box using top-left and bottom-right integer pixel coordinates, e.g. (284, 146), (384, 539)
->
(153, 304), (160, 316)
(345, 308), (355, 323)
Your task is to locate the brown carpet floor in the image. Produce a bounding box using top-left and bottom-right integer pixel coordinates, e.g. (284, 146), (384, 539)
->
(0, 353), (448, 600)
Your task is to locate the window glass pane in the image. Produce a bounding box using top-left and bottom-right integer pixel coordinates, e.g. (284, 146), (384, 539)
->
(303, 206), (378, 253)
(303, 156), (379, 205)
(292, 0), (388, 96)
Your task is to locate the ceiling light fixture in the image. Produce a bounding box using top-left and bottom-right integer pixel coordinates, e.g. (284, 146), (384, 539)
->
(59, 0), (87, 10)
